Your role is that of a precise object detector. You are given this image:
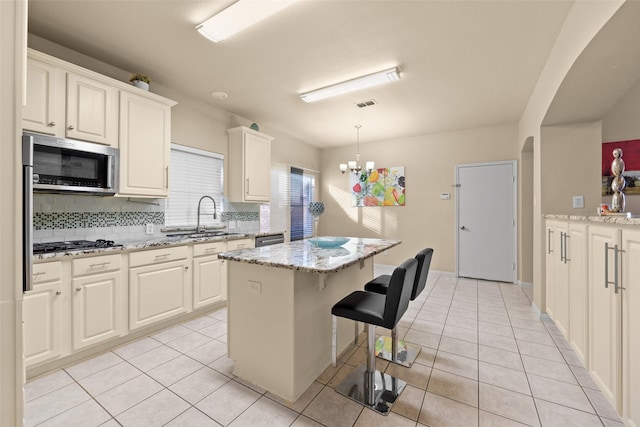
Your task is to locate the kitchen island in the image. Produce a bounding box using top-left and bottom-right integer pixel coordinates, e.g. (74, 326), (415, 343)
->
(218, 237), (401, 402)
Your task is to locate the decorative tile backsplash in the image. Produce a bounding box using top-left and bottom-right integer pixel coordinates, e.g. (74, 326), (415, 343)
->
(31, 194), (263, 243)
(34, 211), (164, 230)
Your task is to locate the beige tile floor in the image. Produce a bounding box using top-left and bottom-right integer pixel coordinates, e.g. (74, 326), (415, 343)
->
(25, 269), (624, 427)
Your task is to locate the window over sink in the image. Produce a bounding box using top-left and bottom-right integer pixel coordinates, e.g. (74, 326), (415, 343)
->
(165, 144), (224, 227)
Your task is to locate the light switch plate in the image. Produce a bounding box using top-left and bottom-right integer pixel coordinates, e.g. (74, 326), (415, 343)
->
(145, 223), (154, 234)
(573, 196), (584, 209)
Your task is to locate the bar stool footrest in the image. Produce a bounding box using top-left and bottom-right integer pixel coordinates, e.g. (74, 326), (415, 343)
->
(334, 365), (407, 415)
(374, 336), (421, 368)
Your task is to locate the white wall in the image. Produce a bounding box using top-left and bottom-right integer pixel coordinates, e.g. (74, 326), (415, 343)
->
(320, 124), (519, 273)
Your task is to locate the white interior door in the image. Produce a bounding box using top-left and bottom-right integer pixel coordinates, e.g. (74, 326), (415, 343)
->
(456, 161), (517, 282)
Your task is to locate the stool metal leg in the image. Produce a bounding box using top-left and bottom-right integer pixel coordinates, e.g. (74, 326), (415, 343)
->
(332, 315), (337, 367)
(335, 323), (408, 415)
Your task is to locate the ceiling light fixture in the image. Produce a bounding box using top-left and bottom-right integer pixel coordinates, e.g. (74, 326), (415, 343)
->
(300, 67), (400, 103)
(340, 125), (374, 175)
(196, 0), (299, 43)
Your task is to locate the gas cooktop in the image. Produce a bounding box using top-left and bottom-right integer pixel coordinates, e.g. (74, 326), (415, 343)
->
(33, 239), (122, 254)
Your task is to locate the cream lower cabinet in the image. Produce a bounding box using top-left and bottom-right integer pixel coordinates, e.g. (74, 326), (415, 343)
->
(23, 261), (64, 367)
(129, 246), (191, 330)
(545, 220), (569, 336)
(71, 254), (126, 351)
(567, 222), (588, 364)
(193, 241), (227, 309)
(588, 224), (640, 426)
(621, 229), (640, 427)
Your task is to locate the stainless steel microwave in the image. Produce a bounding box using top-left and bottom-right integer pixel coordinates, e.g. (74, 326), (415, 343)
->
(22, 132), (119, 195)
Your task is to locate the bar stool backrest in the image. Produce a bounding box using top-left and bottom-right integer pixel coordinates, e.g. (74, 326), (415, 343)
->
(382, 258), (418, 330)
(411, 248), (434, 300)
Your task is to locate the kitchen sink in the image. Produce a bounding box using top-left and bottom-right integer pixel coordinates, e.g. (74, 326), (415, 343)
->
(165, 231), (239, 238)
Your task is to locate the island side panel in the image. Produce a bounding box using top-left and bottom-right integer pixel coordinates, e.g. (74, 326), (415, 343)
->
(292, 258), (372, 397)
(227, 262), (296, 399)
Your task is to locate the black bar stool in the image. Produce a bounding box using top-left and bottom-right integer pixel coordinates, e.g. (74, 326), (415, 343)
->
(331, 258), (417, 415)
(365, 248), (433, 367)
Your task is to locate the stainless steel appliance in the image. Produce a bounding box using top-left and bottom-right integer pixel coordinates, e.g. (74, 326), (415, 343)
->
(22, 132), (119, 292)
(23, 132), (119, 195)
(255, 233), (285, 247)
(32, 239), (122, 255)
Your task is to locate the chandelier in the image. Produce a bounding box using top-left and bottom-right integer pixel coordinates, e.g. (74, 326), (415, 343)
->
(339, 125), (374, 175)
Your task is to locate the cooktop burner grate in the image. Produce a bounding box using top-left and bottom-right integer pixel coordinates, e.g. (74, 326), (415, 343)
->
(33, 239), (122, 254)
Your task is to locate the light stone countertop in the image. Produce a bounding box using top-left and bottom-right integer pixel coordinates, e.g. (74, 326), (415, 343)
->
(544, 214), (640, 226)
(33, 232), (257, 262)
(218, 237), (401, 274)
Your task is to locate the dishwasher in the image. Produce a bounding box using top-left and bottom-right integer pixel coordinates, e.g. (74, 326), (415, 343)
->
(254, 233), (285, 247)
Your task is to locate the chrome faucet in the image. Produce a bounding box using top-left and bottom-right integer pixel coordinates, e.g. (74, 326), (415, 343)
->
(196, 195), (217, 232)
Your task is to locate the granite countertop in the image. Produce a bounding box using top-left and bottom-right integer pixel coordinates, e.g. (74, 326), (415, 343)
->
(218, 237), (401, 274)
(33, 232), (257, 262)
(544, 214), (640, 226)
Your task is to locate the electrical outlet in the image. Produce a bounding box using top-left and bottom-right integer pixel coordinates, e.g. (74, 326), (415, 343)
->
(248, 281), (261, 295)
(573, 196), (584, 209)
(145, 223), (154, 234)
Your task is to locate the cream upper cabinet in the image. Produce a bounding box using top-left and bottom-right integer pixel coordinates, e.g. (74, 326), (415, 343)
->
(118, 90), (174, 198)
(71, 254), (125, 351)
(22, 57), (64, 136)
(23, 53), (118, 146)
(227, 126), (273, 202)
(66, 73), (118, 146)
(23, 261), (64, 367)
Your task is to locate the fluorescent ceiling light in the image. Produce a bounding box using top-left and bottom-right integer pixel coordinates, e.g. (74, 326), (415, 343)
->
(197, 0), (299, 43)
(300, 67), (401, 103)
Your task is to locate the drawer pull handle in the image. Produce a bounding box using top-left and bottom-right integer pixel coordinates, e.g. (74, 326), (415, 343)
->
(33, 272), (45, 276)
(48, 121), (56, 127)
(205, 247), (220, 253)
(75, 287), (82, 292)
(55, 291), (61, 296)
(68, 125), (74, 130)
(154, 254), (171, 260)
(89, 262), (111, 269)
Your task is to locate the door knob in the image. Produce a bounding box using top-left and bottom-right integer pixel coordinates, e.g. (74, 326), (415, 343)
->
(460, 226), (467, 230)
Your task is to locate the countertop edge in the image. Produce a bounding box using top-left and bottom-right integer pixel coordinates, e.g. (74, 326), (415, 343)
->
(544, 214), (640, 225)
(219, 239), (401, 274)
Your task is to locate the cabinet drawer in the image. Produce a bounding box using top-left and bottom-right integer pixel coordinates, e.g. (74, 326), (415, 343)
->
(226, 238), (254, 251)
(32, 261), (62, 284)
(72, 254), (121, 276)
(129, 245), (188, 268)
(194, 241), (226, 257)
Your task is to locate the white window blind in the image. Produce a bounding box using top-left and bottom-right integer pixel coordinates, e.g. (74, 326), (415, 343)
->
(165, 144), (224, 227)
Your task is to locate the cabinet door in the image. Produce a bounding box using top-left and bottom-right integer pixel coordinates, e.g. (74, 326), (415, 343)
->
(118, 91), (170, 197)
(23, 282), (62, 366)
(622, 229), (640, 427)
(129, 259), (189, 330)
(588, 225), (621, 410)
(22, 58), (63, 135)
(71, 271), (123, 351)
(545, 220), (568, 328)
(244, 132), (271, 202)
(193, 255), (225, 309)
(568, 222), (588, 365)
(66, 73), (118, 146)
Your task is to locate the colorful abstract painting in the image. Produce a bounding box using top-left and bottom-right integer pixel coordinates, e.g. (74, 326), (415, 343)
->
(602, 140), (640, 196)
(350, 166), (405, 207)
